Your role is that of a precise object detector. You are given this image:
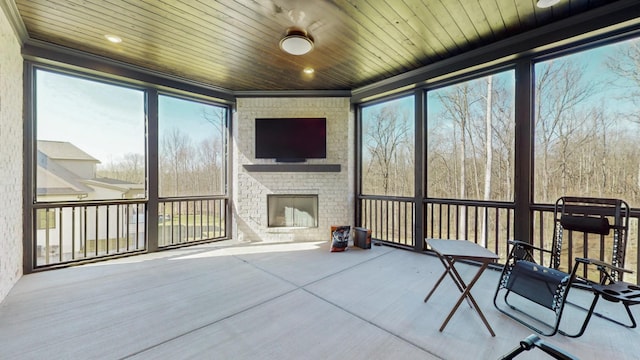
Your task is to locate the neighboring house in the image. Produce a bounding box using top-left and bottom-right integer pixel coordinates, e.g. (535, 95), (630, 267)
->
(36, 140), (145, 258)
(37, 140), (144, 200)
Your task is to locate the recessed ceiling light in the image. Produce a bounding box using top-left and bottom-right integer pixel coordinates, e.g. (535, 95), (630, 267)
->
(536, 0), (561, 8)
(303, 67), (314, 74)
(104, 34), (122, 43)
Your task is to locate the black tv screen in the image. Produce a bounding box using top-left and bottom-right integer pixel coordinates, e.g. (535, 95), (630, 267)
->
(255, 118), (327, 162)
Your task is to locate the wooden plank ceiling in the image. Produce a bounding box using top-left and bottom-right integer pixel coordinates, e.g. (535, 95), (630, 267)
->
(11, 0), (620, 92)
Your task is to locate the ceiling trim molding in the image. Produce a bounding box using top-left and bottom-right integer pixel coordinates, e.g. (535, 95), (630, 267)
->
(22, 39), (236, 103)
(351, 0), (640, 103)
(234, 90), (351, 98)
(0, 0), (28, 42)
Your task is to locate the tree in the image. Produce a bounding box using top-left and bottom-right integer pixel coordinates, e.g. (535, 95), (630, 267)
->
(201, 106), (227, 194)
(605, 39), (640, 123)
(535, 59), (595, 201)
(606, 39), (640, 201)
(161, 128), (193, 196)
(435, 82), (484, 236)
(363, 104), (412, 196)
(97, 153), (144, 184)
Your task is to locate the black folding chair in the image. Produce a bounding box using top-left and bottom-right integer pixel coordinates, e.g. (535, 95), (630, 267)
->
(494, 197), (636, 337)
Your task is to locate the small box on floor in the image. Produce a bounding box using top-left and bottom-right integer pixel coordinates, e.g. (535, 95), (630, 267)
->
(353, 227), (372, 249)
(330, 225), (351, 252)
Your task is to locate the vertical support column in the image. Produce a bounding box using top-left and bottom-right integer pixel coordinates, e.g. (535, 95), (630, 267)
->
(514, 60), (534, 244)
(146, 90), (159, 252)
(23, 63), (35, 273)
(414, 89), (426, 251)
(225, 104), (233, 242)
(354, 103), (363, 227)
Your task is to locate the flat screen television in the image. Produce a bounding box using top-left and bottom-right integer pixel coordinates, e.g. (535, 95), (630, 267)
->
(255, 118), (327, 162)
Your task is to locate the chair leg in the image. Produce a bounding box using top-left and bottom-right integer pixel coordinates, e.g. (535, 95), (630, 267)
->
(567, 291), (638, 329)
(559, 293), (600, 338)
(591, 302), (637, 329)
(624, 303), (637, 328)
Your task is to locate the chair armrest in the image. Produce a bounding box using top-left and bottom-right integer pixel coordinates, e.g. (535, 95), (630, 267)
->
(575, 258), (633, 274)
(508, 240), (552, 254)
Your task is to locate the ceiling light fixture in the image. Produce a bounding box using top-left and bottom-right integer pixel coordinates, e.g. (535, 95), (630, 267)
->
(536, 0), (561, 8)
(280, 29), (314, 56)
(104, 34), (122, 43)
(303, 67), (314, 74)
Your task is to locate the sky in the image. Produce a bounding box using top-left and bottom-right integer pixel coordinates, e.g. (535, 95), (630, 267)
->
(36, 70), (222, 166)
(36, 70), (146, 164)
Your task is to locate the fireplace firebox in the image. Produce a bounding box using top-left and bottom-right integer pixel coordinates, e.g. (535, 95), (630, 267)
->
(267, 194), (318, 228)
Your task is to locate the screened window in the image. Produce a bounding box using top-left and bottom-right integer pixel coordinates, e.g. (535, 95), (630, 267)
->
(533, 38), (640, 206)
(158, 95), (227, 197)
(360, 96), (415, 197)
(426, 71), (515, 201)
(35, 69), (146, 202)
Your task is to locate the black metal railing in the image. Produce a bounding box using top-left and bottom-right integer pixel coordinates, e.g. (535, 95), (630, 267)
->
(33, 200), (147, 268)
(425, 199), (515, 260)
(359, 195), (415, 248)
(358, 196), (639, 284)
(158, 196), (227, 247)
(32, 196), (228, 268)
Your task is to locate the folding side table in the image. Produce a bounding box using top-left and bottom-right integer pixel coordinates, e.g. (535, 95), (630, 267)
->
(424, 238), (499, 336)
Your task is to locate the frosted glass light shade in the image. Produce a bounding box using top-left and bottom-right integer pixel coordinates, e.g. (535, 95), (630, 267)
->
(280, 33), (314, 55)
(537, 0), (560, 8)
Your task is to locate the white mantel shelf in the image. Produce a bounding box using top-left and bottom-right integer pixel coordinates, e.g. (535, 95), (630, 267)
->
(243, 164), (341, 172)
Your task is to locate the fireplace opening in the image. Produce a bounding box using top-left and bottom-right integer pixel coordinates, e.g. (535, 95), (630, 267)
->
(267, 194), (318, 228)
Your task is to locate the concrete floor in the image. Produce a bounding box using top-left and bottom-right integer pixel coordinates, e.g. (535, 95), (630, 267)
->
(0, 239), (638, 359)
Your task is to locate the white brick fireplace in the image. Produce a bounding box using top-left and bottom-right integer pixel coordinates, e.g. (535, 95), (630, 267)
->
(232, 97), (354, 242)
